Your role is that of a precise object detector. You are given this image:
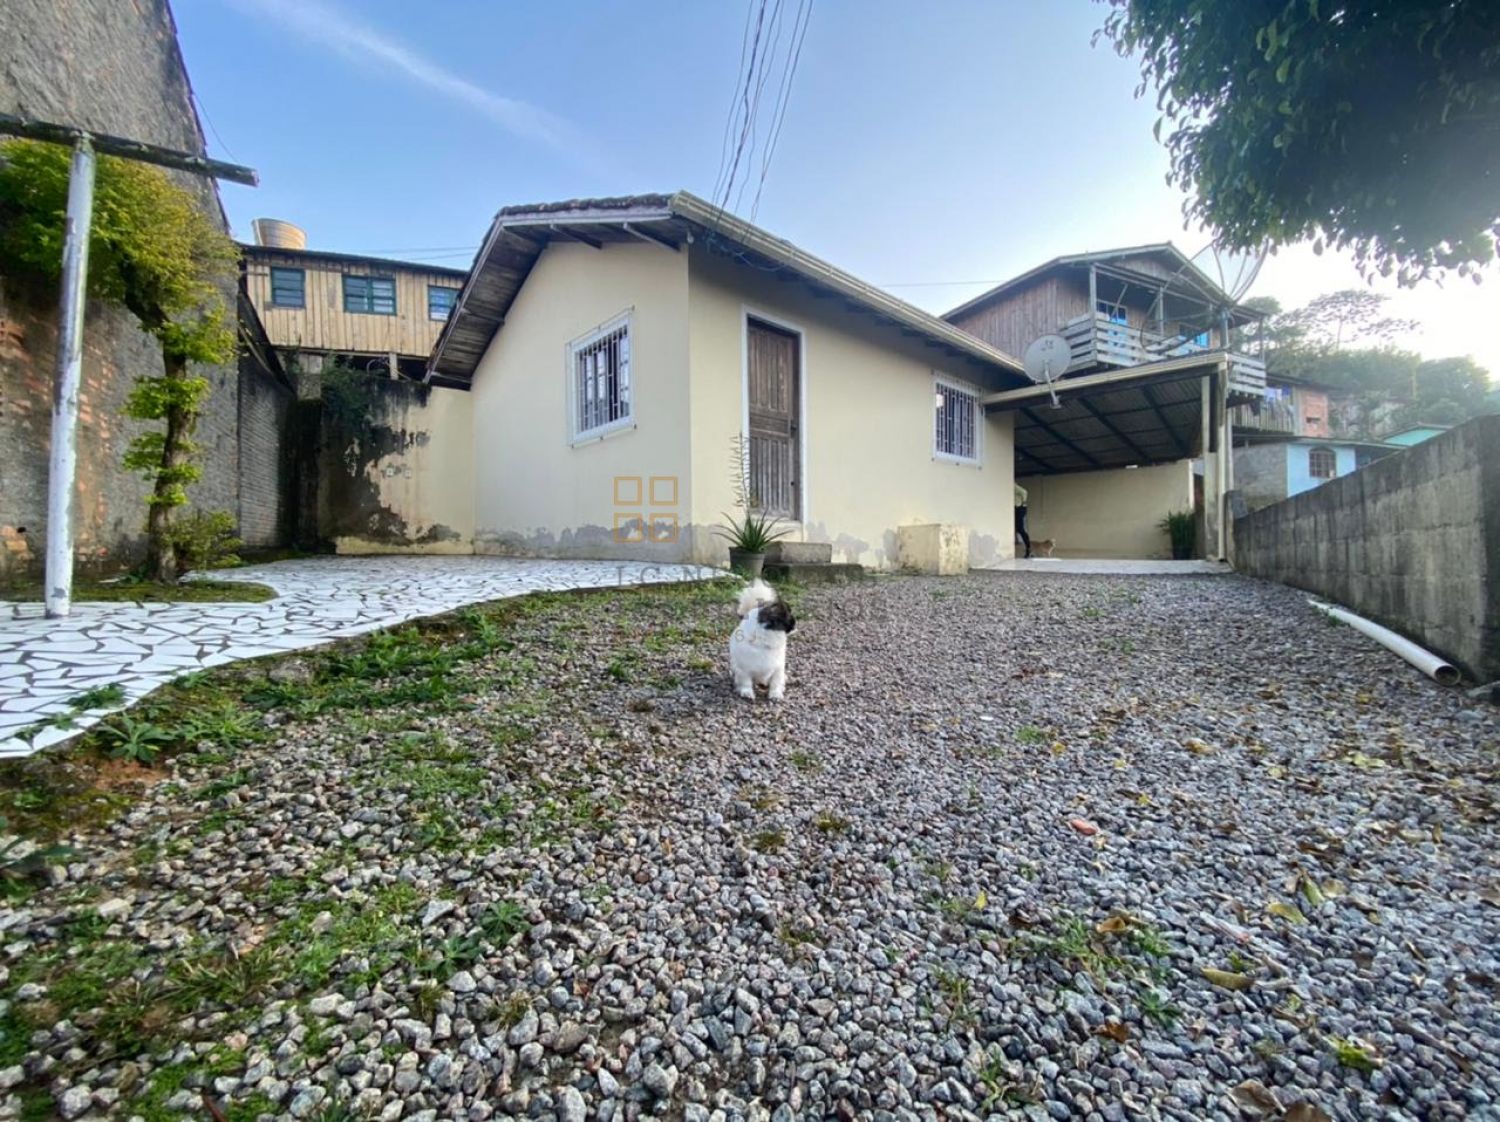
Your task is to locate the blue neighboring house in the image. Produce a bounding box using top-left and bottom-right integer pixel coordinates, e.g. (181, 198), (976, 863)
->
(1379, 423), (1452, 447)
(1234, 436), (1401, 509)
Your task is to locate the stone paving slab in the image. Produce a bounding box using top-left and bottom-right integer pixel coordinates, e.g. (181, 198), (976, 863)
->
(0, 556), (712, 757)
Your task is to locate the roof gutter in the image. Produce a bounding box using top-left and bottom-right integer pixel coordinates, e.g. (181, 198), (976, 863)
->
(981, 352), (1229, 408)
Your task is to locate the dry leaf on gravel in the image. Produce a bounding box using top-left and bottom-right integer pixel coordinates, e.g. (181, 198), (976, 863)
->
(1202, 967), (1256, 991)
(1228, 1079), (1281, 1116)
(1267, 901), (1308, 925)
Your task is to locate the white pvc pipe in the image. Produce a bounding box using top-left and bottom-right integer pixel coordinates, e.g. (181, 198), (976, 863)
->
(1308, 599), (1460, 686)
(45, 138), (96, 619)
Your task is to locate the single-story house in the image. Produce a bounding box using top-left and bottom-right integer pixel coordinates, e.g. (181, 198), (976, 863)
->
(1234, 435), (1401, 510)
(424, 192), (1032, 570)
(1380, 423), (1452, 447)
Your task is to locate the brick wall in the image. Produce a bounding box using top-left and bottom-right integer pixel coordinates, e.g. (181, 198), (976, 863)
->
(0, 0), (274, 579)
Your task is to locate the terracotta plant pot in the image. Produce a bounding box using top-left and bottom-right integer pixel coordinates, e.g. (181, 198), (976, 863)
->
(728, 548), (766, 578)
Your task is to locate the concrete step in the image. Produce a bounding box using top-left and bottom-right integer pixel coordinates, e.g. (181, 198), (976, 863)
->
(763, 560), (864, 584)
(766, 541), (833, 564)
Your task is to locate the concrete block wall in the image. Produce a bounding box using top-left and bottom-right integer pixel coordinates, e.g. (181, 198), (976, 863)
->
(1234, 414), (1500, 682)
(236, 355), (295, 548)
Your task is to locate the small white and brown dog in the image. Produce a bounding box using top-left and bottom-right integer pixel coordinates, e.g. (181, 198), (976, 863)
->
(729, 579), (796, 701)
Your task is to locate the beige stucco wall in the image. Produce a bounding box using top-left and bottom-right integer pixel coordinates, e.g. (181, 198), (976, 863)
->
(334, 387), (474, 558)
(469, 242), (695, 560)
(1019, 461), (1193, 559)
(687, 248), (1017, 570)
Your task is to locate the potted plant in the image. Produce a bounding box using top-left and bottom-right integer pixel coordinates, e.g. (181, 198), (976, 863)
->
(1159, 509), (1197, 560)
(717, 436), (790, 577)
(717, 507), (789, 578)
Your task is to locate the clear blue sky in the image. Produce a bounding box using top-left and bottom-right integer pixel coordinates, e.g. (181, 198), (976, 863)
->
(174, 0), (1495, 370)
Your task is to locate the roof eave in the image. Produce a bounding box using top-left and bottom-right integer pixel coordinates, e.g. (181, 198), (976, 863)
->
(431, 191), (1027, 383)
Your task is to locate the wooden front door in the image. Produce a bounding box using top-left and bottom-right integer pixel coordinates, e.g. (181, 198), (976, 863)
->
(746, 320), (800, 518)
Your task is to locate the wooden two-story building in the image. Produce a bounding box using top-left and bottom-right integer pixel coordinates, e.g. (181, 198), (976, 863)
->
(239, 220), (476, 555)
(241, 219), (467, 382)
(945, 244), (1267, 560)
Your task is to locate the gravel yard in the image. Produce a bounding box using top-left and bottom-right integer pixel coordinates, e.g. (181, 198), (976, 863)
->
(2, 573), (1497, 1122)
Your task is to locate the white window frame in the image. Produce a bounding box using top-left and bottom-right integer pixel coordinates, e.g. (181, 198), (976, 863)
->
(932, 374), (982, 466)
(567, 311), (634, 445)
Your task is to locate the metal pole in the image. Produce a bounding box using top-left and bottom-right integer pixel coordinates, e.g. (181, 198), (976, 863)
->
(44, 138), (96, 619)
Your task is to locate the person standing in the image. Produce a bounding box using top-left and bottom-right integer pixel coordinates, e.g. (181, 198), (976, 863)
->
(1014, 482), (1031, 559)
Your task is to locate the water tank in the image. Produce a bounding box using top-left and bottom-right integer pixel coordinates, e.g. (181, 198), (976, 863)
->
(251, 218), (307, 250)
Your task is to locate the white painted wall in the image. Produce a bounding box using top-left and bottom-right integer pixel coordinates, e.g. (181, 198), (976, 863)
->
(1019, 461), (1193, 559)
(469, 242), (695, 560)
(466, 239), (1018, 570)
(333, 386), (475, 555)
(687, 248), (1017, 569)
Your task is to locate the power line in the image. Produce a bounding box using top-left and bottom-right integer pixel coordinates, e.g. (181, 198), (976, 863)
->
(712, 0), (760, 207)
(716, 0), (772, 214)
(733, 0), (788, 214)
(192, 92), (241, 166)
(750, 0), (813, 220)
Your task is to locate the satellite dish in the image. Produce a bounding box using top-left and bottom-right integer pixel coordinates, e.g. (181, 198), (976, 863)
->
(1189, 239), (1269, 304)
(1024, 334), (1071, 408)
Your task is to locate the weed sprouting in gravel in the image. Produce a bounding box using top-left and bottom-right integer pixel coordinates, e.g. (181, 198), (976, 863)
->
(789, 750), (821, 773)
(929, 966), (977, 1028)
(751, 828), (787, 853)
(1329, 1036), (1381, 1074)
(1136, 985), (1180, 1027)
(812, 810), (850, 835)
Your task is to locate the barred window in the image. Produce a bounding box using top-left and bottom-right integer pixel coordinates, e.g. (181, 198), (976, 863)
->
(934, 377), (979, 463)
(571, 316), (632, 441)
(1308, 446), (1337, 479)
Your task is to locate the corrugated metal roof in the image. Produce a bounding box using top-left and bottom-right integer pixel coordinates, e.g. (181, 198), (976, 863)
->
(984, 354), (1226, 475)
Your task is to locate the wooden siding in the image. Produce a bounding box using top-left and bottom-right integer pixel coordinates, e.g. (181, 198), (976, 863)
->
(949, 274), (1092, 356)
(954, 269), (1226, 353)
(245, 252), (464, 358)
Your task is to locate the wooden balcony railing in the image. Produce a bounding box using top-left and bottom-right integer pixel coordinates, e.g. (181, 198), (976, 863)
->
(1060, 313), (1267, 397)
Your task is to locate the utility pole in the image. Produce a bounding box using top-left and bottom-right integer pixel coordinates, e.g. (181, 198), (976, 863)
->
(0, 113), (256, 618)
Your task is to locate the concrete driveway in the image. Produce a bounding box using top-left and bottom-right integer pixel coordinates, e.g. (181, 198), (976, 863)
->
(0, 556), (709, 756)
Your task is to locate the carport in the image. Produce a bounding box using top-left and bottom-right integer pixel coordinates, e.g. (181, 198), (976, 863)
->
(982, 353), (1253, 560)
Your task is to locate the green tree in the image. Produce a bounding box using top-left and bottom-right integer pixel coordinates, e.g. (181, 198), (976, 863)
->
(0, 140), (238, 581)
(1252, 289), (1493, 434)
(1279, 290), (1418, 351)
(1099, 0), (1500, 284)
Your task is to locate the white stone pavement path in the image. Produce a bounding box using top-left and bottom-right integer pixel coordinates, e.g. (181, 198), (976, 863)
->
(0, 556), (712, 757)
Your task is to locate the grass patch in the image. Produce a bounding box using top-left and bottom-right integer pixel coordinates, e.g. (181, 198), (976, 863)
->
(750, 828), (787, 854)
(812, 810), (850, 835)
(0, 578), (275, 603)
(789, 750), (821, 773)
(1013, 912), (1172, 985)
